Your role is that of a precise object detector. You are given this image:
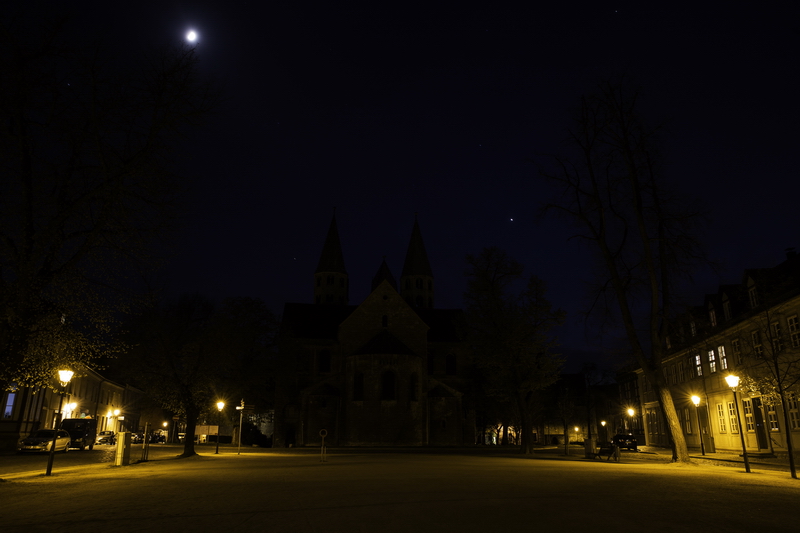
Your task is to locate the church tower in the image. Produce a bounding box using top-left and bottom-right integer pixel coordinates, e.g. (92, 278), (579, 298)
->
(400, 216), (434, 308)
(314, 214), (349, 305)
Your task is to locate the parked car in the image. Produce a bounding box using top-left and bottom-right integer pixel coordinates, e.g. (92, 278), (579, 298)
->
(60, 418), (97, 450)
(17, 429), (71, 453)
(611, 434), (638, 450)
(131, 433), (144, 444)
(96, 430), (116, 445)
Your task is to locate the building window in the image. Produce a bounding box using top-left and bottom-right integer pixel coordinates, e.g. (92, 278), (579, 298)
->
(788, 399), (800, 430)
(317, 350), (331, 373)
(445, 354), (457, 375)
(327, 275), (334, 286)
(694, 354), (703, 377)
(752, 331), (763, 357)
(408, 373), (418, 401)
(709, 307), (717, 327)
(708, 349), (717, 373)
(718, 345), (728, 370)
(666, 365), (675, 385)
(677, 361), (685, 382)
(716, 404), (727, 433)
(771, 322), (784, 353)
(353, 372), (364, 401)
(767, 403), (780, 431)
(684, 408), (692, 433)
(665, 336), (671, 350)
(732, 339), (742, 364)
(415, 278), (423, 289)
(380, 370), (396, 401)
(723, 298), (732, 321)
(748, 286), (759, 308)
(3, 392), (15, 419)
(788, 315), (800, 348)
(728, 402), (739, 433)
(743, 399), (755, 431)
(690, 321), (697, 337)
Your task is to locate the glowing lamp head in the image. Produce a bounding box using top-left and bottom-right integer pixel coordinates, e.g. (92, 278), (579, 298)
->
(601, 421), (606, 427)
(574, 426), (579, 432)
(113, 409), (120, 416)
(216, 401), (225, 411)
(66, 402), (77, 411)
(163, 422), (168, 427)
(691, 395), (701, 406)
(627, 408), (635, 417)
(58, 369), (74, 386)
(725, 375), (740, 388)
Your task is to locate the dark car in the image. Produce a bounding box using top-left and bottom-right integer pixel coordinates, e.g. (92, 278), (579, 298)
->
(60, 418), (97, 450)
(611, 434), (638, 450)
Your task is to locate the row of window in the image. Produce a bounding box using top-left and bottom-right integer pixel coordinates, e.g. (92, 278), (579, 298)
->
(352, 370), (418, 402)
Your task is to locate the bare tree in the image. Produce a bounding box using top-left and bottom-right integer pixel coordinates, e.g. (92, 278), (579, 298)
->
(464, 247), (565, 454)
(0, 13), (217, 390)
(538, 80), (707, 463)
(735, 304), (800, 478)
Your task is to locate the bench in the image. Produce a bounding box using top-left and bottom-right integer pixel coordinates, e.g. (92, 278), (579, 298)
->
(589, 443), (619, 462)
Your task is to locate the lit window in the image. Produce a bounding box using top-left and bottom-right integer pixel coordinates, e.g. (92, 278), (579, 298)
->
(3, 391), (16, 419)
(788, 399), (800, 430)
(708, 349), (717, 373)
(716, 404), (727, 433)
(728, 402), (739, 433)
(767, 403), (780, 431)
(694, 354), (703, 377)
(788, 315), (800, 348)
(718, 345), (728, 370)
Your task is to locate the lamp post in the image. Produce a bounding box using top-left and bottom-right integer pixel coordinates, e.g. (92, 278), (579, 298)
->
(690, 395), (706, 455)
(725, 375), (751, 473)
(236, 399), (245, 455)
(626, 408), (635, 434)
(215, 401), (224, 454)
(46, 369), (74, 476)
(162, 421), (168, 443)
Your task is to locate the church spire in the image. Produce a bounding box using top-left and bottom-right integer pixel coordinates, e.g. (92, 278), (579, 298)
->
(400, 215), (434, 308)
(314, 213), (348, 305)
(371, 256), (397, 292)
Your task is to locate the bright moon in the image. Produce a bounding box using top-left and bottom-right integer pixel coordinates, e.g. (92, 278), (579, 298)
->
(186, 30), (197, 42)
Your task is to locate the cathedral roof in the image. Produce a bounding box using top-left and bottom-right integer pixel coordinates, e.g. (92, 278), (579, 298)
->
(371, 258), (397, 292)
(401, 217), (433, 278)
(315, 214), (347, 274)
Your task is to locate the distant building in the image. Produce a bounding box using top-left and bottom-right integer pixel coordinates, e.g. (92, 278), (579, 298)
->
(635, 249), (800, 457)
(1, 366), (142, 451)
(273, 215), (475, 447)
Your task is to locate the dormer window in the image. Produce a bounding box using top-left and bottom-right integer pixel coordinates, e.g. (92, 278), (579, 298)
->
(709, 307), (717, 327)
(722, 296), (732, 321)
(748, 285), (759, 308)
(690, 321), (697, 337)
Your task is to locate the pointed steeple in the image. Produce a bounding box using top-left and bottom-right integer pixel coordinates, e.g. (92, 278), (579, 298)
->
(400, 215), (434, 308)
(371, 257), (397, 292)
(314, 213), (349, 305)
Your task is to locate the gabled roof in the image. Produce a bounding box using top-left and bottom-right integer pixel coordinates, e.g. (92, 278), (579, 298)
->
(401, 217), (433, 278)
(371, 258), (397, 292)
(315, 214), (347, 274)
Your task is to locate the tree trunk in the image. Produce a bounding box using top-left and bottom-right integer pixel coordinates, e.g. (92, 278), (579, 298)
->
(517, 395), (534, 454)
(181, 405), (199, 457)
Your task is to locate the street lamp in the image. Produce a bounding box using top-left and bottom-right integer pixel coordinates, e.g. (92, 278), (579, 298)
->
(691, 395), (706, 455)
(215, 401), (224, 454)
(600, 420), (607, 443)
(626, 408), (635, 433)
(46, 369), (74, 476)
(574, 426), (580, 445)
(236, 399), (245, 455)
(725, 375), (751, 473)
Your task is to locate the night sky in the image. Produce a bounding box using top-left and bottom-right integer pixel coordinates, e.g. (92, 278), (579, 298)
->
(52, 2), (800, 368)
